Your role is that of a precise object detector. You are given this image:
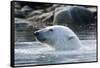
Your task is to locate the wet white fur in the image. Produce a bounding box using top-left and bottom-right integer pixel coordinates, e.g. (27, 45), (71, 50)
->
(36, 25), (81, 51)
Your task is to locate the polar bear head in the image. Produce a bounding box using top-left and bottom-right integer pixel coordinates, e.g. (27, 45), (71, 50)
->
(34, 25), (81, 50)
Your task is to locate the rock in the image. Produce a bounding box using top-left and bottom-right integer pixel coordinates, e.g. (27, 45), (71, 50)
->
(20, 5), (33, 17)
(45, 4), (61, 12)
(27, 10), (43, 17)
(53, 6), (95, 26)
(27, 11), (54, 27)
(14, 8), (25, 18)
(14, 2), (21, 9)
(41, 11), (54, 25)
(21, 5), (33, 12)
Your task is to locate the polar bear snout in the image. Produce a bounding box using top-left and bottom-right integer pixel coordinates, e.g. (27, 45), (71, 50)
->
(34, 31), (47, 42)
(34, 31), (39, 36)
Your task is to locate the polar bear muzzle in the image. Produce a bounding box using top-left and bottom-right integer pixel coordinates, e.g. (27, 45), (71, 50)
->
(34, 31), (47, 42)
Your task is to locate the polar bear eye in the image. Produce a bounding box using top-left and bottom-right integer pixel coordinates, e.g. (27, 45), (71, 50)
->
(49, 29), (53, 32)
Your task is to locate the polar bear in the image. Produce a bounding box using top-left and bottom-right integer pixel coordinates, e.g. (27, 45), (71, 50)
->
(34, 25), (81, 51)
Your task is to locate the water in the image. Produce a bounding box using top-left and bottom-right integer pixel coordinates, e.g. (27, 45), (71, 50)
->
(15, 39), (97, 66)
(14, 24), (97, 66)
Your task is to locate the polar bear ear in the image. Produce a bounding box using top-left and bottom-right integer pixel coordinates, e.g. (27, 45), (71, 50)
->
(67, 36), (75, 40)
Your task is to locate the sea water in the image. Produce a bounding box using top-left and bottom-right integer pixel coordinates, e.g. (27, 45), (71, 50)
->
(15, 40), (97, 66)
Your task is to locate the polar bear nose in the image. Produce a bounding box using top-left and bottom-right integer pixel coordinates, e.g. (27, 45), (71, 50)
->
(34, 31), (39, 36)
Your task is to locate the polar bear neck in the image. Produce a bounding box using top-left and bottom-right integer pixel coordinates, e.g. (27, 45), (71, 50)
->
(50, 36), (81, 51)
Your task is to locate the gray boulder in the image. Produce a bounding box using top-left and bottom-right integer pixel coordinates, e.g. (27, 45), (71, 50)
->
(53, 6), (95, 25)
